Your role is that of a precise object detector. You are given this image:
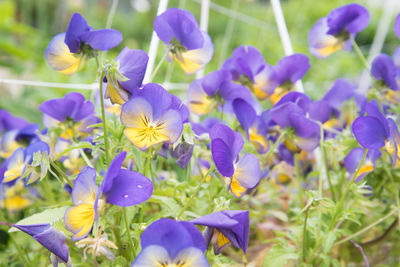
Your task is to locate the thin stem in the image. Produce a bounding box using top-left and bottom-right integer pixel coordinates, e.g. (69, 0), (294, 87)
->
(50, 161), (72, 186)
(294, 153), (304, 207)
(105, 0), (119, 29)
(122, 208), (135, 260)
(349, 240), (369, 267)
(319, 124), (336, 201)
(302, 203), (312, 262)
(350, 35), (371, 71)
(219, 104), (224, 122)
(335, 208), (398, 245)
(361, 218), (398, 247)
(150, 52), (167, 81)
(329, 149), (368, 230)
(98, 69), (110, 166)
(263, 131), (286, 164)
(177, 165), (215, 219)
(79, 148), (93, 168)
(10, 238), (30, 265)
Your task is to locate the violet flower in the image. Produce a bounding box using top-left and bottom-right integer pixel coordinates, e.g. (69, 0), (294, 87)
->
(45, 13), (122, 74)
(308, 3), (370, 58)
(64, 152), (153, 240)
(352, 101), (400, 164)
(132, 218), (209, 266)
(154, 8), (213, 75)
(371, 54), (398, 91)
(344, 148), (381, 181)
(13, 224), (69, 264)
(104, 48), (149, 105)
(210, 123), (261, 197)
(222, 45), (277, 100)
(191, 210), (249, 255)
(121, 83), (186, 150)
(232, 98), (269, 154)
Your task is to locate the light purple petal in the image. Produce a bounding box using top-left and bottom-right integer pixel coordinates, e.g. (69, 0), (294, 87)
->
(211, 139), (234, 177)
(232, 98), (256, 132)
(352, 116), (388, 149)
(80, 29), (122, 51)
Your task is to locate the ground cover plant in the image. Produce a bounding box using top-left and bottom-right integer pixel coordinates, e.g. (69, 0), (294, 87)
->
(2, 0), (400, 266)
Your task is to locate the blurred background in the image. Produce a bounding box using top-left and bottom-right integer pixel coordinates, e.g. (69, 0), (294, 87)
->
(0, 0), (399, 125)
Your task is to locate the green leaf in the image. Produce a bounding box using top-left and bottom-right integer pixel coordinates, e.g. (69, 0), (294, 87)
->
(262, 244), (299, 267)
(147, 195), (181, 217)
(322, 231), (337, 254)
(9, 206), (68, 232)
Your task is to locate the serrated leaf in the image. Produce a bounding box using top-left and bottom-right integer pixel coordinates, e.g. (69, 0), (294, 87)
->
(262, 244), (299, 267)
(322, 231), (337, 254)
(9, 206), (68, 232)
(147, 195), (181, 217)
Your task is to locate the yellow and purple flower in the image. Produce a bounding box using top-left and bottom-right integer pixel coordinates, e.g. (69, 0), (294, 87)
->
(154, 8), (213, 75)
(187, 70), (253, 116)
(222, 45), (277, 100)
(104, 47), (149, 105)
(64, 152), (153, 240)
(191, 210), (249, 255)
(210, 123), (261, 197)
(344, 148), (381, 181)
(371, 54), (399, 91)
(308, 3), (370, 58)
(132, 218), (209, 266)
(12, 224), (69, 264)
(45, 13), (122, 74)
(232, 98), (269, 154)
(121, 83), (186, 150)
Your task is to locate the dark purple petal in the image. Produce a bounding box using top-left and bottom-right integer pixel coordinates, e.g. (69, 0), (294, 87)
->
(13, 224), (69, 263)
(289, 113), (320, 151)
(327, 4), (370, 35)
(101, 151), (127, 194)
(365, 101), (390, 136)
(15, 123), (39, 142)
(171, 142), (193, 169)
(232, 98), (256, 132)
(24, 141), (50, 164)
(274, 91), (312, 110)
(322, 79), (356, 109)
(352, 116), (388, 149)
(105, 169), (153, 207)
(65, 13), (91, 53)
(371, 54), (398, 91)
(201, 70), (230, 96)
(116, 48), (149, 93)
(308, 100), (332, 123)
(191, 210), (249, 253)
(140, 218), (205, 259)
(209, 123), (244, 160)
(179, 221), (207, 252)
(269, 102), (305, 128)
(274, 54), (310, 85)
(191, 118), (219, 136)
(154, 8), (204, 50)
(79, 29), (122, 51)
(211, 139), (234, 177)
(219, 81), (252, 102)
(0, 110), (29, 133)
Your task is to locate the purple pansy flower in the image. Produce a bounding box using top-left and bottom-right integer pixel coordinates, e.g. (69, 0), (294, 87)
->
(308, 3), (370, 58)
(191, 210), (249, 255)
(64, 152), (153, 240)
(269, 54), (310, 104)
(121, 83), (185, 150)
(352, 101), (400, 164)
(269, 92), (326, 151)
(39, 92), (99, 137)
(233, 98), (269, 154)
(45, 13), (122, 74)
(371, 54), (399, 91)
(0, 110), (30, 133)
(132, 218), (209, 266)
(13, 224), (69, 264)
(344, 148), (381, 182)
(210, 123), (261, 197)
(171, 142), (194, 169)
(222, 45), (277, 100)
(187, 70), (253, 116)
(154, 8), (213, 75)
(191, 118), (219, 136)
(104, 47), (149, 105)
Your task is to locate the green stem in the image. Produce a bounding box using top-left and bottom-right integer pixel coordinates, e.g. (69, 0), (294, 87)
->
(350, 36), (370, 71)
(335, 208), (399, 246)
(329, 149), (368, 230)
(294, 153), (304, 207)
(263, 131), (286, 164)
(11, 238), (30, 265)
(220, 104), (224, 122)
(50, 161), (72, 186)
(144, 147), (153, 178)
(151, 53), (167, 81)
(122, 208), (136, 260)
(302, 203), (312, 262)
(112, 211), (122, 255)
(177, 165), (215, 219)
(384, 167), (400, 230)
(99, 69), (110, 166)
(319, 124), (336, 201)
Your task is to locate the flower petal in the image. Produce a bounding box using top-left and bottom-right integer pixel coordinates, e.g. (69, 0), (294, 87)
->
(64, 203), (95, 240)
(71, 167), (98, 205)
(352, 116), (388, 149)
(80, 29), (123, 51)
(45, 33), (80, 75)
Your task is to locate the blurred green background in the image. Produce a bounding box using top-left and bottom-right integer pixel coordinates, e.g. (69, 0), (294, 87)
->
(0, 0), (398, 124)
